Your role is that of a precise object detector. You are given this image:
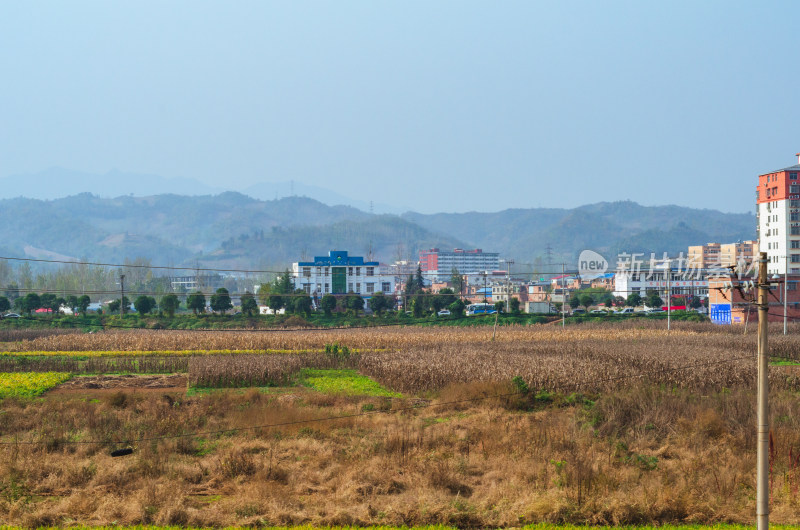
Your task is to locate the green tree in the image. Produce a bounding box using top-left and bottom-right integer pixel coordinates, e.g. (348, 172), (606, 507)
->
(411, 294), (425, 317)
(603, 295), (614, 308)
(579, 294), (594, 310)
(272, 270), (294, 295)
(65, 295), (79, 314)
(267, 294), (284, 313)
(187, 291), (206, 315)
(437, 288), (456, 308)
(494, 301), (505, 313)
(108, 299), (120, 313)
(16, 293), (41, 315)
(293, 293), (313, 316)
(320, 294), (337, 316)
(626, 293), (642, 307)
(430, 293), (448, 313)
(0, 296), (10, 315)
(40, 293), (58, 314)
(345, 294), (364, 315)
(509, 297), (521, 315)
(449, 298), (466, 317)
(134, 295), (157, 315)
(450, 267), (464, 295)
(689, 295), (702, 309)
(647, 293), (663, 309)
(159, 294), (180, 317)
(569, 296), (580, 310)
(368, 292), (390, 315)
(210, 288), (233, 314)
(240, 292), (258, 316)
(415, 265), (425, 293)
(77, 295), (91, 315)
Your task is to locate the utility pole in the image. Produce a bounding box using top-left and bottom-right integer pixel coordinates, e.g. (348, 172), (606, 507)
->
(505, 259), (515, 313)
(784, 254), (788, 335)
(667, 258), (671, 331)
(561, 262), (566, 328)
(119, 273), (126, 317)
(756, 251), (769, 530)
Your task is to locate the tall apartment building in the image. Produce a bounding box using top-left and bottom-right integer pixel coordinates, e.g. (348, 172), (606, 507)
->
(719, 241), (758, 267)
(418, 248), (500, 281)
(756, 154), (800, 275)
(687, 243), (721, 269)
(687, 241), (758, 268)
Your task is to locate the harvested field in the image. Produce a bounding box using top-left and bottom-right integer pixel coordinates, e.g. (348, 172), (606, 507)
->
(51, 374), (187, 392)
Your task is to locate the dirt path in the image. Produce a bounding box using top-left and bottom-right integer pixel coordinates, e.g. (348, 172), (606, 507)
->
(49, 374), (187, 396)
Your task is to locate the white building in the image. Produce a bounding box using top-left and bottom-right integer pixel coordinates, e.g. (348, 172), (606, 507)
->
(419, 248), (501, 281)
(292, 250), (396, 298)
(613, 268), (708, 300)
(756, 155), (800, 275)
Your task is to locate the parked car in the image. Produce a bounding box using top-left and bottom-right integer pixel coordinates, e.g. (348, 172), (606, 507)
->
(590, 309), (608, 314)
(2, 313), (21, 318)
(437, 309), (451, 316)
(645, 308), (665, 314)
(615, 307), (635, 315)
(572, 308), (586, 315)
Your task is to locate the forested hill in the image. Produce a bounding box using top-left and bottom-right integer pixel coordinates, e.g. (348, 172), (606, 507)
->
(0, 193), (755, 270)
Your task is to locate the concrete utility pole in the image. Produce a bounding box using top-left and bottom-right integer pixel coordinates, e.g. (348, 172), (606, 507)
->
(561, 262), (566, 328)
(784, 254), (788, 335)
(505, 259), (515, 313)
(119, 273), (126, 317)
(666, 258), (671, 331)
(756, 251), (770, 530)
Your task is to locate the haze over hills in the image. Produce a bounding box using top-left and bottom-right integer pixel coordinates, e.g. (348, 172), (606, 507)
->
(0, 190), (756, 273)
(0, 168), (405, 214)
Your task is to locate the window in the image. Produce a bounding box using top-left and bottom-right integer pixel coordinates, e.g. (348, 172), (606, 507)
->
(356, 283), (361, 293)
(348, 267), (353, 276)
(792, 200), (800, 207)
(325, 283), (330, 293)
(792, 185), (800, 194)
(366, 283), (374, 293)
(356, 267), (360, 276)
(324, 268), (329, 277)
(792, 254), (800, 263)
(793, 241), (800, 249)
(302, 267), (311, 278)
(789, 281), (798, 291)
(316, 267), (322, 275)
(382, 282), (391, 292)
(348, 282), (354, 292)
(303, 284), (311, 294)
(792, 173), (798, 180)
(366, 267), (375, 276)
(793, 212), (800, 221)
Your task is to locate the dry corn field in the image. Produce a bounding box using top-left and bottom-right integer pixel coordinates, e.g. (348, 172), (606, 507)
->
(3, 321), (800, 526)
(3, 321), (800, 393)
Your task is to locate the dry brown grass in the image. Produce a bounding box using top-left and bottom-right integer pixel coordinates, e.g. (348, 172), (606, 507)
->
(1, 384), (800, 526)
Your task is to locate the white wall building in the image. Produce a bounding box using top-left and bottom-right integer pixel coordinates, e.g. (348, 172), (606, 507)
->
(292, 250), (395, 298)
(613, 268), (708, 300)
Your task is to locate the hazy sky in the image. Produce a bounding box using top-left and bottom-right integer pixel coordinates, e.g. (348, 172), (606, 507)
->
(1, 1), (798, 214)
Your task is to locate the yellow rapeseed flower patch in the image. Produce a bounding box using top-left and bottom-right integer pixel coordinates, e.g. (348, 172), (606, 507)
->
(0, 372), (71, 398)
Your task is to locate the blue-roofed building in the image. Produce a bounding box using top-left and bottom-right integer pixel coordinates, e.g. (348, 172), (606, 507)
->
(292, 250), (396, 297)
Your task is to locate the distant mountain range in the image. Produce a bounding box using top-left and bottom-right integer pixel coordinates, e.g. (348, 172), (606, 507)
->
(0, 189), (756, 273)
(0, 168), (405, 214)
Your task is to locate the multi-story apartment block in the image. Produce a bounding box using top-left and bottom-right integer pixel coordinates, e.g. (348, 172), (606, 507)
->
(292, 250), (395, 297)
(756, 154), (800, 275)
(687, 243), (721, 269)
(719, 241), (759, 268)
(419, 248), (500, 281)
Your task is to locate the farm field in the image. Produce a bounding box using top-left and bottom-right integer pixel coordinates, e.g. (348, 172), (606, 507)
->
(1, 321), (800, 527)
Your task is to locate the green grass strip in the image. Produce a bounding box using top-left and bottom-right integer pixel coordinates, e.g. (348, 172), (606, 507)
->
(299, 368), (401, 397)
